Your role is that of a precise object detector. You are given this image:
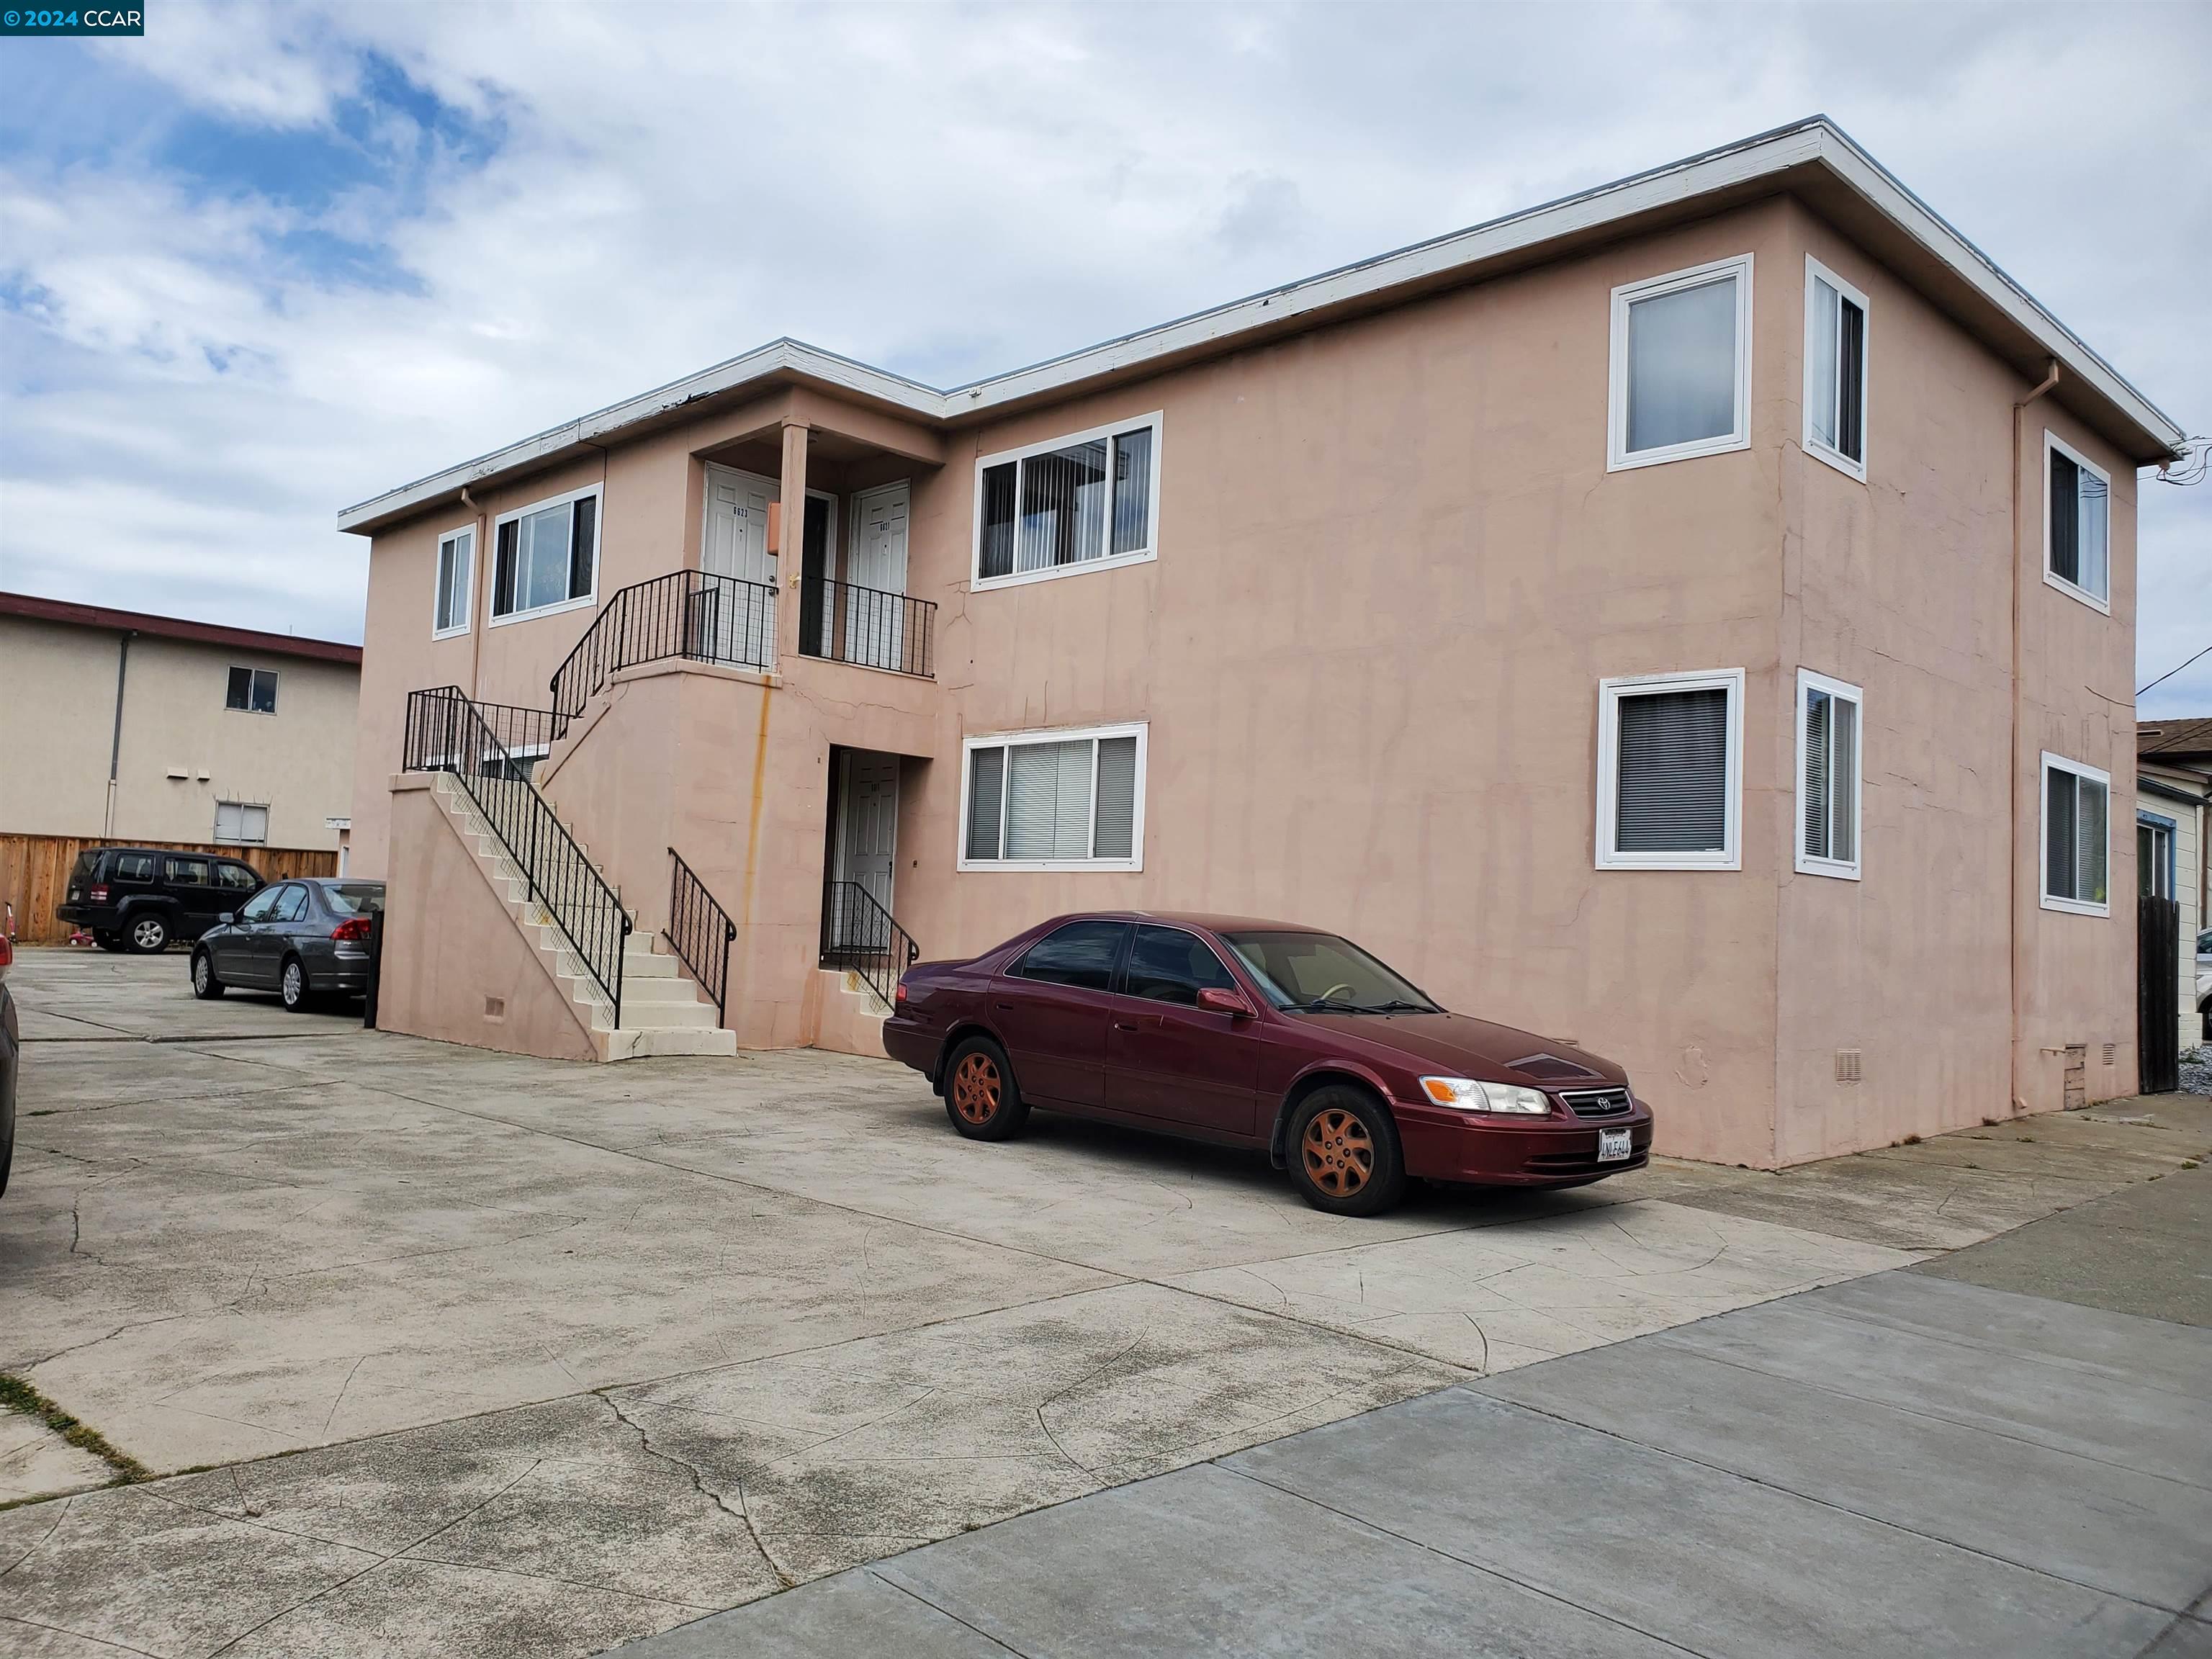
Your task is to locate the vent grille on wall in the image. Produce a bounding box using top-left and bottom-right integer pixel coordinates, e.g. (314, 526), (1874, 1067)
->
(2103, 1042), (2116, 1066)
(1834, 1048), (1862, 1084)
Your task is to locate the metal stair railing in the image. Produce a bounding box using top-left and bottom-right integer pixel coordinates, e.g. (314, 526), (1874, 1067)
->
(550, 569), (778, 729)
(818, 881), (920, 1012)
(666, 848), (737, 1026)
(403, 685), (630, 1028)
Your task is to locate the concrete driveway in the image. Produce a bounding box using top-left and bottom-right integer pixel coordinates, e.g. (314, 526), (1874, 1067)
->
(2, 948), (2206, 1658)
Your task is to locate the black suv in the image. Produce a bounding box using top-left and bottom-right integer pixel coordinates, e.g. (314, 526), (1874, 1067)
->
(58, 847), (265, 954)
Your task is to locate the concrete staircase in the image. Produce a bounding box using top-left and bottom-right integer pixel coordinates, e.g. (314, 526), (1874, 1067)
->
(429, 772), (736, 1061)
(811, 967), (891, 1059)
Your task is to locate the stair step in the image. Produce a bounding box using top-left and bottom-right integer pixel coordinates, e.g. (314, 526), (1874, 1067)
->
(605, 1027), (738, 1060)
(624, 974), (706, 1003)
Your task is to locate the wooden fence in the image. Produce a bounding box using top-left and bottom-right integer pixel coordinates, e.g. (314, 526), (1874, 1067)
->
(0, 833), (338, 946)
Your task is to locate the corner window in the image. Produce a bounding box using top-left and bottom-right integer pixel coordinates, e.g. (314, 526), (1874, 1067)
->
(1803, 258), (1869, 479)
(961, 722), (1146, 871)
(2044, 434), (2110, 611)
(1596, 670), (1743, 871)
(1796, 670), (1862, 879)
(225, 666), (278, 714)
(434, 526), (475, 637)
(2041, 752), (2110, 915)
(1608, 256), (1753, 471)
(491, 486), (599, 623)
(214, 801), (269, 845)
(974, 414), (1161, 589)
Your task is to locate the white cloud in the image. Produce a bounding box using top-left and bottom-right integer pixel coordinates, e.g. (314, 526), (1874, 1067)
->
(1, 0), (2205, 708)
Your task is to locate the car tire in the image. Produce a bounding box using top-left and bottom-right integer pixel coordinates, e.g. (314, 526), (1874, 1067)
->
(279, 956), (311, 1012)
(943, 1037), (1028, 1141)
(191, 950), (226, 999)
(126, 914), (169, 954)
(1287, 1085), (1408, 1217)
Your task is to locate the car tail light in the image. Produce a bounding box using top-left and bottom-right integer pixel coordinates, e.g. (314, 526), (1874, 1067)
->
(0, 936), (13, 970)
(90, 885), (109, 902)
(331, 917), (372, 943)
(894, 979), (909, 1007)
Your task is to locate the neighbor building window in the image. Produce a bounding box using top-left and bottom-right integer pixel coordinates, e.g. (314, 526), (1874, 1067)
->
(225, 667), (278, 714)
(1608, 255), (1753, 470)
(974, 414), (1161, 588)
(213, 801), (269, 845)
(1596, 670), (1744, 870)
(2041, 752), (2110, 915)
(2045, 434), (2110, 611)
(1803, 258), (1869, 479)
(2138, 814), (2175, 900)
(961, 722), (1146, 870)
(434, 526), (475, 637)
(1796, 670), (1862, 879)
(492, 486), (599, 621)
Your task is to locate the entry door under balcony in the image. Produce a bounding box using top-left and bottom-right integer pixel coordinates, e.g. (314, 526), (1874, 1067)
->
(833, 750), (899, 943)
(844, 482), (910, 672)
(702, 464), (777, 665)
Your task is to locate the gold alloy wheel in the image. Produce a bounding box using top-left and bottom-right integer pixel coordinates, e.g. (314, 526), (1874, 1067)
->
(1301, 1107), (1374, 1197)
(951, 1052), (1002, 1125)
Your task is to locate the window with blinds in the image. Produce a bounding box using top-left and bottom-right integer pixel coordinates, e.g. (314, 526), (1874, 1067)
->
(2045, 435), (2110, 608)
(1804, 258), (1869, 477)
(976, 415), (1160, 585)
(962, 726), (1146, 868)
(1597, 670), (1743, 870)
(1797, 670), (1862, 878)
(2042, 754), (2110, 914)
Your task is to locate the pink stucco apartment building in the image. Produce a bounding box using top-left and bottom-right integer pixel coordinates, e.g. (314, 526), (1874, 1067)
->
(338, 119), (2186, 1168)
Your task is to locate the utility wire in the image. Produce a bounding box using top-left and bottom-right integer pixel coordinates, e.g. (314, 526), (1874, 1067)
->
(2139, 642), (2212, 698)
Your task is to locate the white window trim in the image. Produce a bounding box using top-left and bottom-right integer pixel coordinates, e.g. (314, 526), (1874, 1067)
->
(488, 482), (603, 627)
(2041, 431), (2112, 615)
(1606, 254), (1755, 473)
(1802, 256), (1870, 484)
(1595, 668), (1745, 871)
(970, 412), (1164, 593)
(213, 800), (271, 846)
(1794, 668), (1863, 881)
(225, 665), (279, 716)
(2040, 750), (2112, 917)
(433, 523), (476, 639)
(956, 720), (1148, 873)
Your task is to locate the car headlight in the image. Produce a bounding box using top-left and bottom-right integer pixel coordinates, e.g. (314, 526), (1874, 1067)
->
(1419, 1076), (1552, 1115)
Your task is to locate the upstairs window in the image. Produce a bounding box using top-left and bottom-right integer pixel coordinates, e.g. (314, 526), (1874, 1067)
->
(1609, 256), (1753, 470)
(2042, 753), (2110, 915)
(434, 526), (475, 637)
(1796, 670), (1863, 879)
(962, 723), (1146, 871)
(1804, 258), (1869, 479)
(214, 801), (269, 845)
(1596, 670), (1743, 871)
(226, 666), (278, 714)
(2045, 434), (2110, 611)
(975, 414), (1161, 588)
(493, 487), (599, 622)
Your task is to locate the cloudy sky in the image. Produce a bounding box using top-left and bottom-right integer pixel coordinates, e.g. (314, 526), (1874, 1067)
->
(1, 1), (2206, 711)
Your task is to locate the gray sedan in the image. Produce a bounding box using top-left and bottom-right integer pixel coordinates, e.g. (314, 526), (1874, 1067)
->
(192, 879), (384, 1011)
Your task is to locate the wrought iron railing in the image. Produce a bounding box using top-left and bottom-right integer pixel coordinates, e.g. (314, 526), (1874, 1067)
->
(403, 686), (630, 1026)
(798, 580), (936, 678)
(550, 570), (778, 726)
(819, 881), (920, 1011)
(462, 697), (563, 767)
(667, 848), (736, 1026)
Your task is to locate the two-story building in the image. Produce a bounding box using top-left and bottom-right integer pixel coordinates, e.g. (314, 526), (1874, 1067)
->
(338, 118), (2186, 1165)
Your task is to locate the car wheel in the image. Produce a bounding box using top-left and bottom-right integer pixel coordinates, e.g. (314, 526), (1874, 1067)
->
(1288, 1086), (1408, 1217)
(943, 1037), (1028, 1141)
(280, 956), (310, 1012)
(191, 950), (226, 1000)
(127, 914), (169, 954)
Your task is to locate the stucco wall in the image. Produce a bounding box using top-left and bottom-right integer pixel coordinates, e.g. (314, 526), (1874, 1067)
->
(1, 614), (358, 850)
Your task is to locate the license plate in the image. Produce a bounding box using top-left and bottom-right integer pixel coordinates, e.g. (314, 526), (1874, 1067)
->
(1596, 1128), (1632, 1162)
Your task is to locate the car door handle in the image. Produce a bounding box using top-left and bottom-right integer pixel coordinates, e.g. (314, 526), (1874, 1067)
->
(1112, 1021), (1139, 1033)
(994, 1002), (1014, 1012)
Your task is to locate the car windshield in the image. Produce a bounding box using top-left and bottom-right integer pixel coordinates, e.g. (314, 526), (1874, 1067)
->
(1218, 930), (1440, 1015)
(326, 884), (385, 916)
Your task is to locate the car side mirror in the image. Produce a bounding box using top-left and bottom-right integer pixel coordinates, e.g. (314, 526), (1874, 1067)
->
(1198, 986), (1255, 1018)
(218, 912), (235, 925)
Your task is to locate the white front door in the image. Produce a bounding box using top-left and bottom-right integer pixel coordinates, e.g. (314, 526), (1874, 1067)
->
(845, 482), (910, 672)
(702, 465), (778, 665)
(836, 750), (899, 944)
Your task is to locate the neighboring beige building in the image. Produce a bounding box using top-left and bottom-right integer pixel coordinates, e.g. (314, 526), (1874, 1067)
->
(2139, 717), (2211, 1051)
(339, 119), (2188, 1164)
(0, 593), (361, 855)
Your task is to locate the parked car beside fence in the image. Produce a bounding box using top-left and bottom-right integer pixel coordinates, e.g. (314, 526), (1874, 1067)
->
(192, 878), (385, 1010)
(0, 932), (18, 1199)
(56, 847), (264, 953)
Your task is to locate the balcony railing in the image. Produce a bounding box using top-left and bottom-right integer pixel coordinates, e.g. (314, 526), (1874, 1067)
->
(798, 580), (935, 679)
(551, 570), (778, 726)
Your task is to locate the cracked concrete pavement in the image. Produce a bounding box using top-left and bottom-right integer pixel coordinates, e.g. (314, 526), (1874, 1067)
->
(2, 948), (2206, 1657)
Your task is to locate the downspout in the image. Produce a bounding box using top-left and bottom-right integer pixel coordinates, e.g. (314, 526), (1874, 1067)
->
(104, 630), (135, 837)
(461, 487), (487, 699)
(2009, 359), (2060, 1115)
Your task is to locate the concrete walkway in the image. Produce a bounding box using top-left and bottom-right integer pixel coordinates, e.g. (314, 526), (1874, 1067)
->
(615, 1176), (2212, 1659)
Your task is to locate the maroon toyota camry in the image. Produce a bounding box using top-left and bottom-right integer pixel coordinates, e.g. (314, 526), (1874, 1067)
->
(881, 912), (1653, 1216)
